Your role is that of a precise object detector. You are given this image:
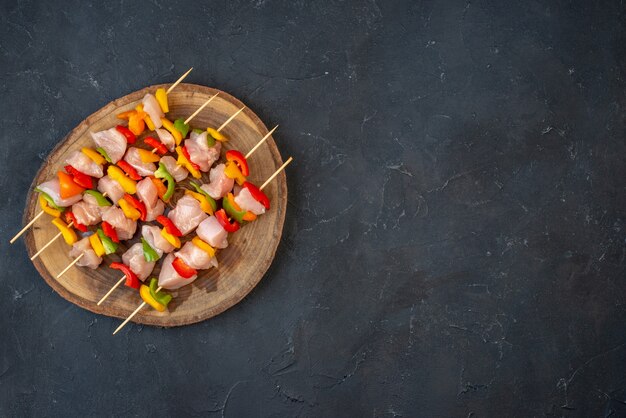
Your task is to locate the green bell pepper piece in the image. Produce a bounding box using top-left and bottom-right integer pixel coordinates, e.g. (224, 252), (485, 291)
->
(149, 278), (172, 307)
(174, 119), (190, 138)
(141, 237), (160, 262)
(190, 181), (217, 212)
(154, 162), (175, 201)
(34, 188), (65, 212)
(84, 190), (112, 206)
(96, 147), (112, 163)
(191, 128), (214, 146)
(97, 228), (118, 254)
(222, 194), (248, 224)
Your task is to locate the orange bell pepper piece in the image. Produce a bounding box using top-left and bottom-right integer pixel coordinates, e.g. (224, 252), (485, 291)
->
(58, 171), (85, 199)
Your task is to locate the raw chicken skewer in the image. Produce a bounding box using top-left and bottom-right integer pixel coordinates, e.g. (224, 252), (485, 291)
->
(32, 96), (236, 261)
(9, 68), (194, 244)
(96, 126), (279, 305)
(113, 157), (293, 335)
(30, 191), (110, 261)
(148, 92), (219, 153)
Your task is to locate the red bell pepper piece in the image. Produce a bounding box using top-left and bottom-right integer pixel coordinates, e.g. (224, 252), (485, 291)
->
(64, 211), (87, 232)
(172, 257), (197, 279)
(101, 221), (119, 243)
(243, 181), (270, 210)
(181, 146), (200, 171)
(115, 125), (137, 144)
(110, 262), (140, 289)
(215, 209), (240, 233)
(144, 137), (168, 155)
(225, 150), (249, 176)
(156, 215), (182, 237)
(123, 193), (147, 221)
(64, 165), (94, 189)
(116, 160), (142, 181)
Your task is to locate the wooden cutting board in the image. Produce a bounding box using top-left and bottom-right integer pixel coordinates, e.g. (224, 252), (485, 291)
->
(23, 84), (287, 327)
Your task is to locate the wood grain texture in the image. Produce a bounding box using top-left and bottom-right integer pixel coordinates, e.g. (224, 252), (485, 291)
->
(22, 84), (287, 327)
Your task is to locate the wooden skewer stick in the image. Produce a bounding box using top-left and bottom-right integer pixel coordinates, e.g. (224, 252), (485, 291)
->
(10, 210), (45, 244)
(56, 253), (84, 279)
(30, 221), (74, 261)
(112, 286), (163, 335)
(114, 158), (294, 335)
(184, 93), (220, 125)
(260, 157), (293, 190)
(217, 107), (245, 132)
(246, 125), (278, 159)
(97, 276), (126, 305)
(166, 67), (193, 94)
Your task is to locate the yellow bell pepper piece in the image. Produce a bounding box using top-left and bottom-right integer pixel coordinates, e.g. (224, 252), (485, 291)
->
(118, 198), (141, 221)
(223, 161), (246, 186)
(192, 236), (215, 257)
(39, 195), (62, 217)
(160, 227), (181, 249)
(89, 233), (106, 257)
(175, 146), (202, 179)
(107, 165), (137, 194)
(144, 115), (156, 131)
(184, 190), (214, 215)
(52, 218), (78, 246)
(81, 147), (106, 165)
(137, 148), (160, 163)
(155, 88), (169, 113)
(161, 118), (182, 145)
(207, 127), (227, 142)
(139, 284), (166, 312)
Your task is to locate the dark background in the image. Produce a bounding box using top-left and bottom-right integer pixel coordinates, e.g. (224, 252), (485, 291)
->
(1, 0), (625, 416)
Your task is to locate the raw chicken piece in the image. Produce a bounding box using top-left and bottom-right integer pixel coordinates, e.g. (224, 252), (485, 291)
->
(201, 164), (234, 200)
(97, 175), (125, 205)
(196, 216), (228, 249)
(69, 237), (102, 269)
(101, 206), (137, 241)
(184, 131), (221, 172)
(36, 179), (82, 207)
(156, 128), (176, 152)
(90, 128), (127, 163)
(144, 199), (165, 222)
(136, 178), (158, 208)
(65, 150), (103, 178)
(122, 242), (155, 281)
(142, 94), (164, 129)
(141, 225), (174, 256)
(160, 156), (188, 182)
(167, 195), (208, 236)
(136, 177), (164, 221)
(72, 193), (106, 226)
(234, 187), (266, 215)
(177, 241), (218, 270)
(124, 147), (156, 177)
(158, 253), (197, 290)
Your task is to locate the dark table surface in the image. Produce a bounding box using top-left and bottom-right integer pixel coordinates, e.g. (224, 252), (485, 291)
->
(1, 1), (625, 416)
